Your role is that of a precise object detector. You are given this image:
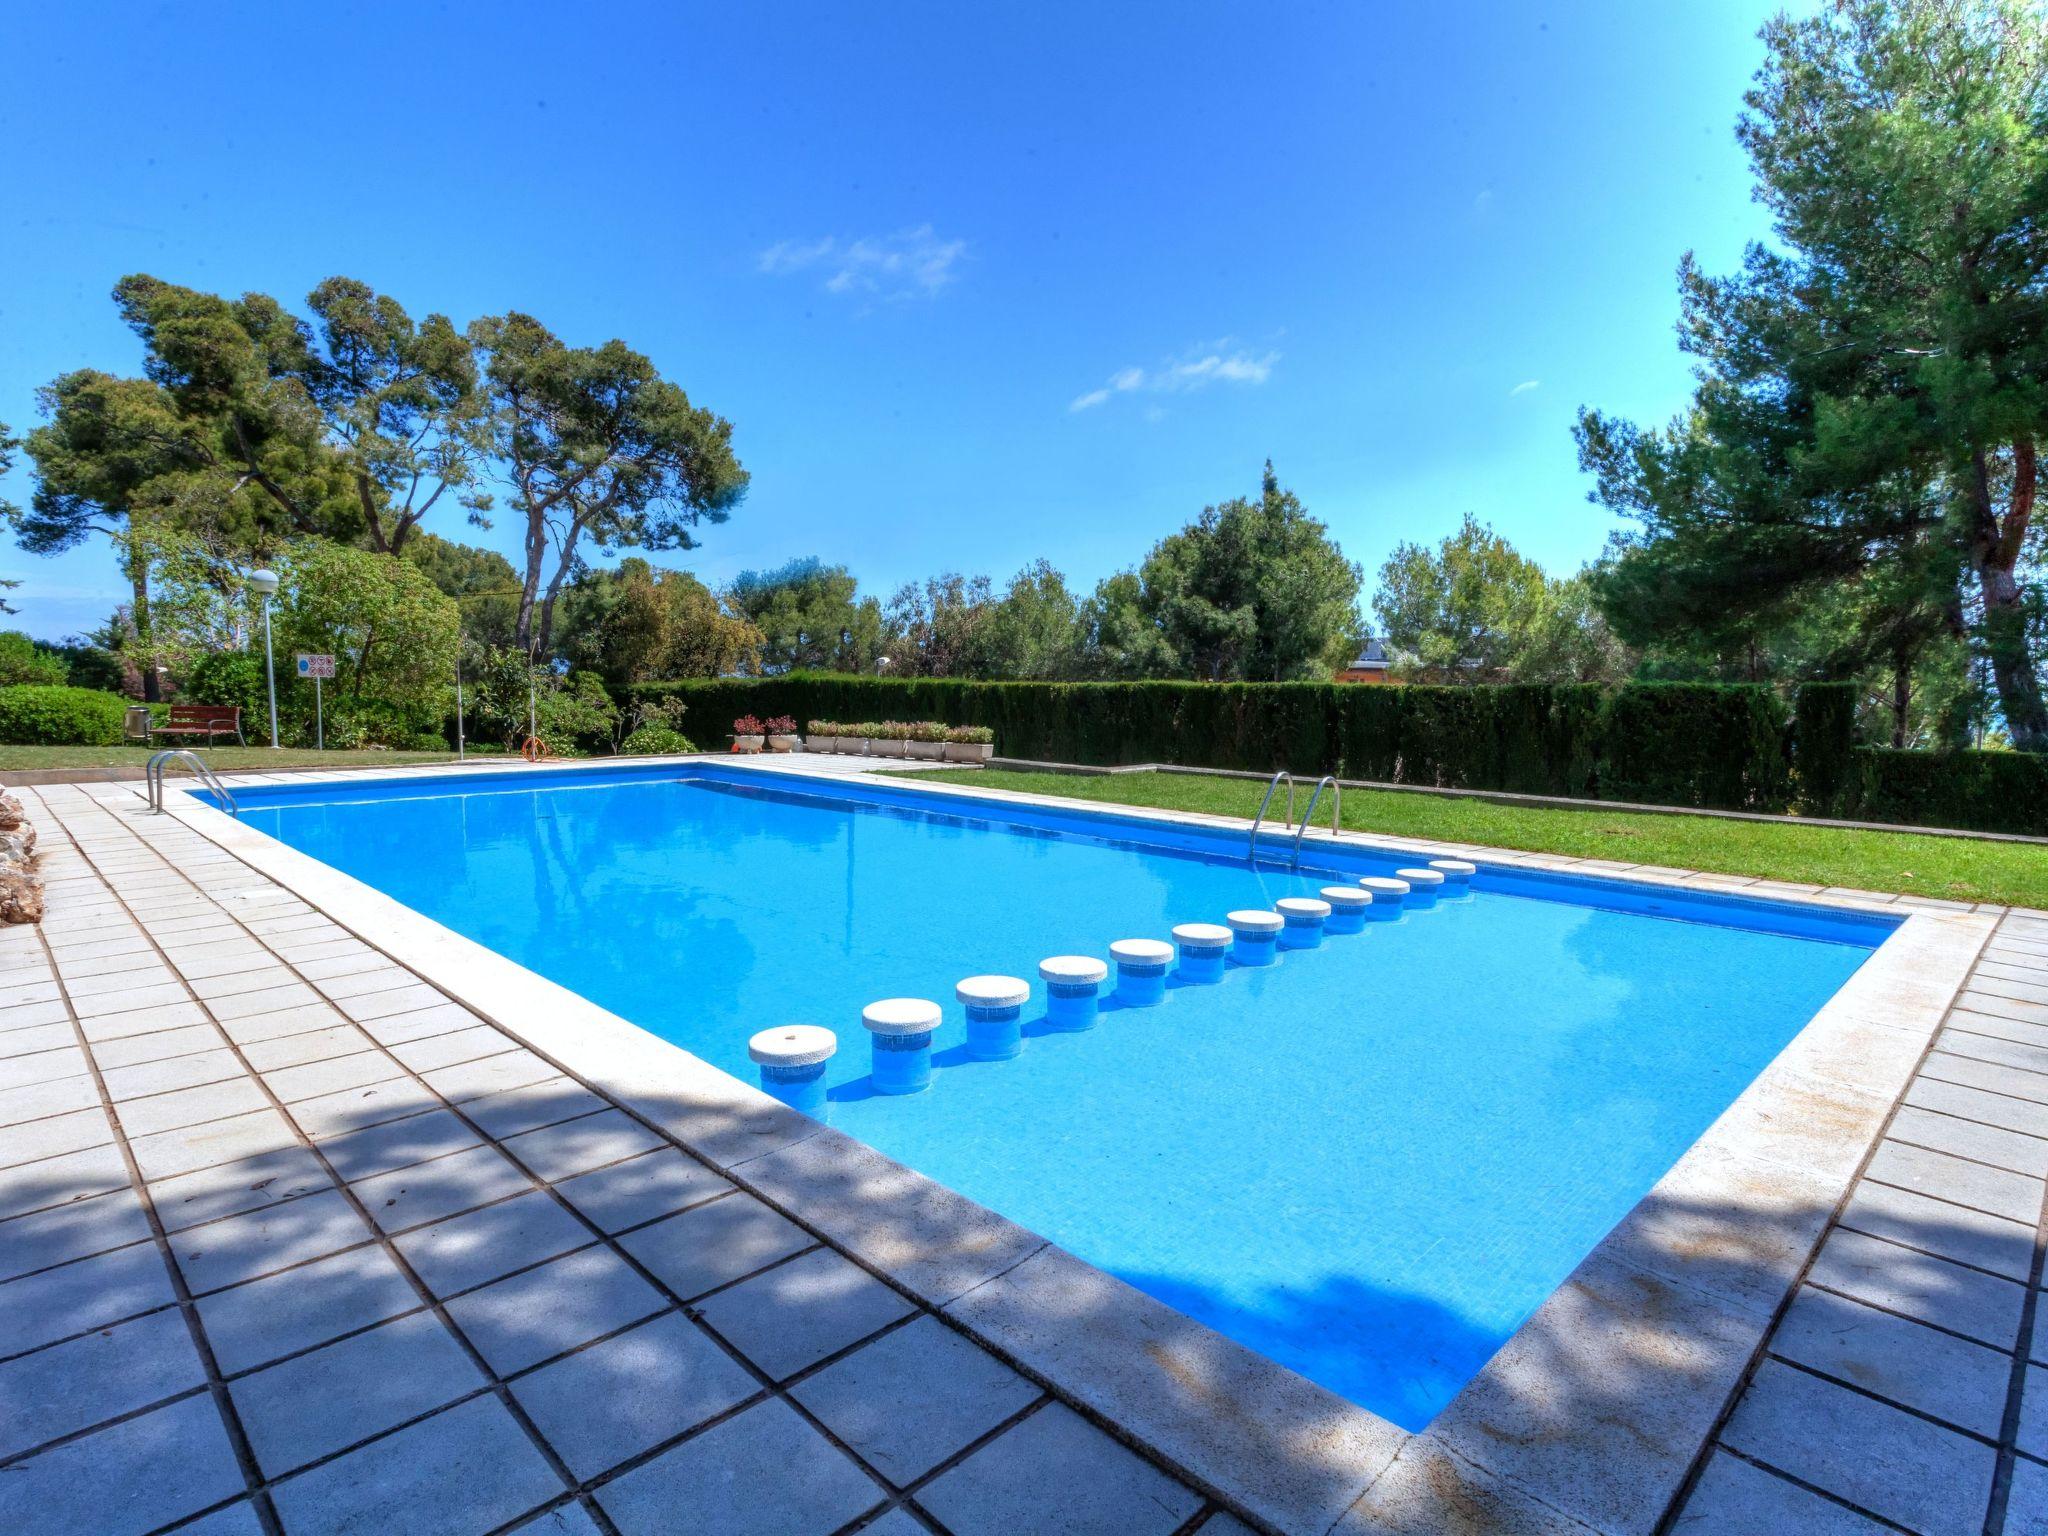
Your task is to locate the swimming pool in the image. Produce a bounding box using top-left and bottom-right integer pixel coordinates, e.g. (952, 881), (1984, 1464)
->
(211, 762), (1892, 1431)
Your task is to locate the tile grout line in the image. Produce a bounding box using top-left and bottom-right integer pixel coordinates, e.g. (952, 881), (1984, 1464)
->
(24, 790), (628, 1536)
(20, 852), (285, 1535)
(91, 779), (1256, 1531)
(1651, 913), (2016, 1536)
(1709, 1445), (1922, 1536)
(131, 782), (1274, 1524)
(1983, 1131), (2048, 1535)
(31, 789), (1031, 1535)
(59, 775), (1400, 1534)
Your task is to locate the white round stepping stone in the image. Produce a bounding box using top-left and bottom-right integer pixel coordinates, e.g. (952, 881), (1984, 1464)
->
(1395, 867), (1446, 888)
(1037, 955), (1109, 985)
(748, 1025), (837, 1067)
(861, 998), (942, 1035)
(1171, 922), (1232, 950)
(1320, 885), (1371, 909)
(1428, 859), (1476, 884)
(955, 975), (1030, 1008)
(1108, 938), (1175, 967)
(1226, 909), (1284, 934)
(1276, 897), (1332, 921)
(1359, 876), (1411, 899)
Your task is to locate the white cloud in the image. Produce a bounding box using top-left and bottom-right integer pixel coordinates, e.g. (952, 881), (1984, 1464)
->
(1069, 341), (1280, 413)
(1509, 379), (1541, 397)
(756, 225), (966, 299)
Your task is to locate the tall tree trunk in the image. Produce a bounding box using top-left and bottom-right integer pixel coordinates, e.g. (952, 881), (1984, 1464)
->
(531, 520), (583, 663)
(359, 475), (390, 555)
(129, 561), (159, 704)
(1890, 649), (1911, 749)
(1977, 560), (2047, 751)
(514, 526), (547, 657)
(1968, 448), (2048, 752)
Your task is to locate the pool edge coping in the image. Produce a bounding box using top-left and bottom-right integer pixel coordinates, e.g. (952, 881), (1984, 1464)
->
(139, 755), (1998, 1536)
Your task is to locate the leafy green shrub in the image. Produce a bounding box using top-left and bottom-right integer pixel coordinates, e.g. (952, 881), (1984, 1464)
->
(183, 652), (270, 716)
(183, 650), (441, 749)
(620, 726), (698, 755)
(0, 632), (71, 688)
(0, 685), (130, 744)
(321, 700), (447, 751)
(531, 672), (617, 757)
(43, 640), (126, 693)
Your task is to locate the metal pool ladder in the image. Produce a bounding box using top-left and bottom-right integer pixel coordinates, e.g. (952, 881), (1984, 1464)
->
(1248, 770), (1295, 863)
(147, 750), (237, 816)
(1292, 775), (1341, 868)
(1248, 770), (1341, 868)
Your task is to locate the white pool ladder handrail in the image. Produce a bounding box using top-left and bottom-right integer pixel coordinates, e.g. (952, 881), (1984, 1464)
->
(1248, 769), (1296, 863)
(147, 750), (238, 816)
(1291, 775), (1341, 868)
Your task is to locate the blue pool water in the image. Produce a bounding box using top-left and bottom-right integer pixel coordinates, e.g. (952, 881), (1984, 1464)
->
(217, 764), (1889, 1429)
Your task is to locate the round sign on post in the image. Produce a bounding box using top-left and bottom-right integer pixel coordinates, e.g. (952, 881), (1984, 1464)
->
(295, 656), (335, 749)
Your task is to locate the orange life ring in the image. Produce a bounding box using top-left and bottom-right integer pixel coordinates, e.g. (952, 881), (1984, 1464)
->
(520, 736), (551, 764)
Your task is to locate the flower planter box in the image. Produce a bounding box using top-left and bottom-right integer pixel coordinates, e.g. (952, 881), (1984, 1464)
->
(732, 734), (764, 753)
(873, 738), (911, 758)
(766, 734), (798, 753)
(942, 741), (994, 764)
(905, 740), (946, 761)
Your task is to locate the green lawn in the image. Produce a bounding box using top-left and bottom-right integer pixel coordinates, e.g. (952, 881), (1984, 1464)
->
(890, 767), (2048, 909)
(0, 744), (466, 773)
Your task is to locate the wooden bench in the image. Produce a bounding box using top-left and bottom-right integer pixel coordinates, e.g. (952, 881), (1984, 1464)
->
(153, 704), (245, 746)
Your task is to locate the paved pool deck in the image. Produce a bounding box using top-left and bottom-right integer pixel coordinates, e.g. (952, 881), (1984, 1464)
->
(0, 761), (2043, 1535)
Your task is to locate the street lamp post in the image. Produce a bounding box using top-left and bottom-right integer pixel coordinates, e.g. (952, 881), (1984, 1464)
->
(247, 569), (281, 749)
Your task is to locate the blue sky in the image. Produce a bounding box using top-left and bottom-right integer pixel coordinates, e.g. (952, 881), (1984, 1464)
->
(0, 0), (1800, 641)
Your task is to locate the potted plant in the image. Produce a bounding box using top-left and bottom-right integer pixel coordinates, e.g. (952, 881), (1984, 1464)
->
(876, 720), (914, 758)
(943, 724), (995, 763)
(905, 720), (949, 761)
(808, 720), (841, 755)
(732, 714), (766, 753)
(764, 715), (799, 753)
(835, 722), (868, 756)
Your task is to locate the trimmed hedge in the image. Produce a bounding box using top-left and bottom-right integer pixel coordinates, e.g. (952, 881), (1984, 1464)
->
(628, 674), (2048, 832)
(1792, 682), (1859, 818)
(1600, 683), (1790, 810)
(632, 675), (1796, 811)
(1847, 748), (2048, 837)
(0, 685), (131, 745)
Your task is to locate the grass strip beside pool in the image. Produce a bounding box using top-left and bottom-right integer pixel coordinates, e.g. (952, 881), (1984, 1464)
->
(887, 767), (2047, 908)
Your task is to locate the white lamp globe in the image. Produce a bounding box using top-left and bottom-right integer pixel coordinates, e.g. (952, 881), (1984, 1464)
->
(246, 568), (280, 597)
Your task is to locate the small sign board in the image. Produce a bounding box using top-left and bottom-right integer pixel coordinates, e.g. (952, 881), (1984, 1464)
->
(295, 654), (336, 679)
